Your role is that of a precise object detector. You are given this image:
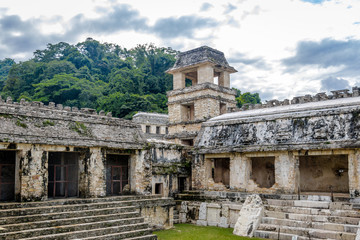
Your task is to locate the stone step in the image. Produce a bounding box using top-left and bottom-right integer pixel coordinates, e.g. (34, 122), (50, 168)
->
(257, 224), (356, 240)
(0, 195), (162, 210)
(0, 211), (142, 232)
(22, 227), (154, 240)
(265, 211), (360, 225)
(83, 231), (157, 240)
(267, 199), (332, 209)
(0, 198), (166, 218)
(2, 220), (149, 239)
(255, 230), (325, 240)
(265, 205), (360, 218)
(294, 200), (330, 209)
(124, 235), (158, 240)
(0, 206), (137, 225)
(261, 217), (359, 233)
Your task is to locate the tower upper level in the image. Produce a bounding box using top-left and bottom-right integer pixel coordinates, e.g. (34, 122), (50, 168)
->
(166, 46), (237, 90)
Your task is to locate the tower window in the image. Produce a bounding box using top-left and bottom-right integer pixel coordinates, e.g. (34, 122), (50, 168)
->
(146, 125), (150, 133)
(156, 126), (160, 134)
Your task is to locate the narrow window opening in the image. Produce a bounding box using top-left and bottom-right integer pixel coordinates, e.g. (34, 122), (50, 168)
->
(155, 183), (163, 195)
(156, 126), (160, 134)
(212, 158), (230, 187)
(181, 139), (194, 146)
(146, 125), (150, 133)
(220, 103), (227, 115)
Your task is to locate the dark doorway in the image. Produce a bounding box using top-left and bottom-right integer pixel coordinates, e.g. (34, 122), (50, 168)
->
(251, 157), (275, 188)
(299, 155), (349, 193)
(48, 152), (78, 198)
(213, 158), (230, 187)
(106, 155), (129, 195)
(155, 183), (163, 195)
(0, 151), (16, 201)
(178, 177), (186, 193)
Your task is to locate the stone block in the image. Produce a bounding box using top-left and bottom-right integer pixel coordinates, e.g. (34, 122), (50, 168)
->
(198, 202), (207, 220)
(196, 220), (208, 226)
(218, 216), (229, 228)
(233, 194), (264, 237)
(294, 200), (330, 209)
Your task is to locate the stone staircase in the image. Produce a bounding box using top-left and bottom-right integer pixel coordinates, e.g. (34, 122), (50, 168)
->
(254, 198), (360, 240)
(0, 195), (166, 240)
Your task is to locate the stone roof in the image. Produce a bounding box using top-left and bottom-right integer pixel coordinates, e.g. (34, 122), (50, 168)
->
(0, 97), (146, 149)
(195, 87), (360, 154)
(207, 88), (360, 124)
(167, 46), (237, 73)
(132, 112), (169, 125)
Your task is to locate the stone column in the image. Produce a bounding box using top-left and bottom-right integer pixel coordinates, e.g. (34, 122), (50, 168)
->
(197, 65), (214, 84)
(87, 147), (106, 197)
(230, 153), (242, 189)
(274, 152), (297, 194)
(219, 71), (230, 88)
(348, 150), (360, 197)
(18, 144), (48, 201)
(192, 154), (206, 190)
(234, 154), (251, 191)
(173, 72), (185, 89)
(130, 150), (152, 194)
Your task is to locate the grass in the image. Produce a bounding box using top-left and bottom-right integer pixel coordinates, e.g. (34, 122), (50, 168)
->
(154, 224), (264, 240)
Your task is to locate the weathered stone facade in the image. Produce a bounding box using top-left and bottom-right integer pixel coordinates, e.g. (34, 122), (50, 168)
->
(2, 46), (360, 238)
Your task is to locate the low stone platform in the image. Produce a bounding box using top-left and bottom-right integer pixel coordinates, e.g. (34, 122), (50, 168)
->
(0, 195), (175, 239)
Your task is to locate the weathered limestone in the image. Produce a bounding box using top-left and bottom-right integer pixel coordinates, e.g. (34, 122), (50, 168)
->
(233, 194), (264, 237)
(133, 112), (169, 137)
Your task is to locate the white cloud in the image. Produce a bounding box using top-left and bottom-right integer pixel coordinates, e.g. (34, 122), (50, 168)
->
(1, 0), (360, 100)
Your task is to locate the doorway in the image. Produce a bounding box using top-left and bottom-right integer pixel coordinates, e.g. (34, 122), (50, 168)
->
(48, 152), (79, 198)
(106, 155), (129, 195)
(299, 155), (349, 193)
(0, 151), (16, 201)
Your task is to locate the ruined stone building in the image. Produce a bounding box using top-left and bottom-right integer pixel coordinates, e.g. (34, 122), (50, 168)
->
(0, 46), (360, 239)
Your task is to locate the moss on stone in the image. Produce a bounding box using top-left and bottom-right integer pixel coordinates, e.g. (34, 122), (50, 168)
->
(42, 120), (55, 127)
(16, 119), (27, 128)
(69, 121), (91, 136)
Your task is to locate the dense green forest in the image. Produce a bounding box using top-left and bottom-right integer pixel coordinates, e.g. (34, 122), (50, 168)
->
(0, 38), (260, 119)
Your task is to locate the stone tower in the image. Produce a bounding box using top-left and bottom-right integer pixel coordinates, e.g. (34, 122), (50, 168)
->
(166, 46), (237, 145)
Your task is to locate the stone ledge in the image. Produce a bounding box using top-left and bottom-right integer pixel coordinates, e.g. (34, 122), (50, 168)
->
(167, 82), (236, 97)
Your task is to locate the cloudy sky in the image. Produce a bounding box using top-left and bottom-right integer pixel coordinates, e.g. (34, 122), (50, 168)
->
(1, 0), (360, 101)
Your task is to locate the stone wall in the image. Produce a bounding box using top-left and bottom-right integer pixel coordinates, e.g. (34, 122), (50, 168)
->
(178, 200), (243, 228)
(0, 98), (146, 149)
(148, 142), (191, 197)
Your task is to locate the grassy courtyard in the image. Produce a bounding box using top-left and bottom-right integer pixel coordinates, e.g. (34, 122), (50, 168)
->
(154, 224), (264, 240)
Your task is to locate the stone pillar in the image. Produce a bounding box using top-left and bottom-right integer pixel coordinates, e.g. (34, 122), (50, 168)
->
(87, 147), (106, 197)
(173, 72), (185, 89)
(274, 152), (297, 194)
(234, 154), (251, 191)
(192, 154), (206, 190)
(130, 150), (151, 194)
(230, 153), (242, 189)
(219, 71), (230, 88)
(197, 64), (214, 84)
(348, 150), (360, 197)
(194, 98), (219, 120)
(18, 144), (48, 201)
(78, 147), (91, 198)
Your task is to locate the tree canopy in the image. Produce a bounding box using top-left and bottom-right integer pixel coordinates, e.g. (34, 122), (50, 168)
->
(0, 39), (260, 119)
